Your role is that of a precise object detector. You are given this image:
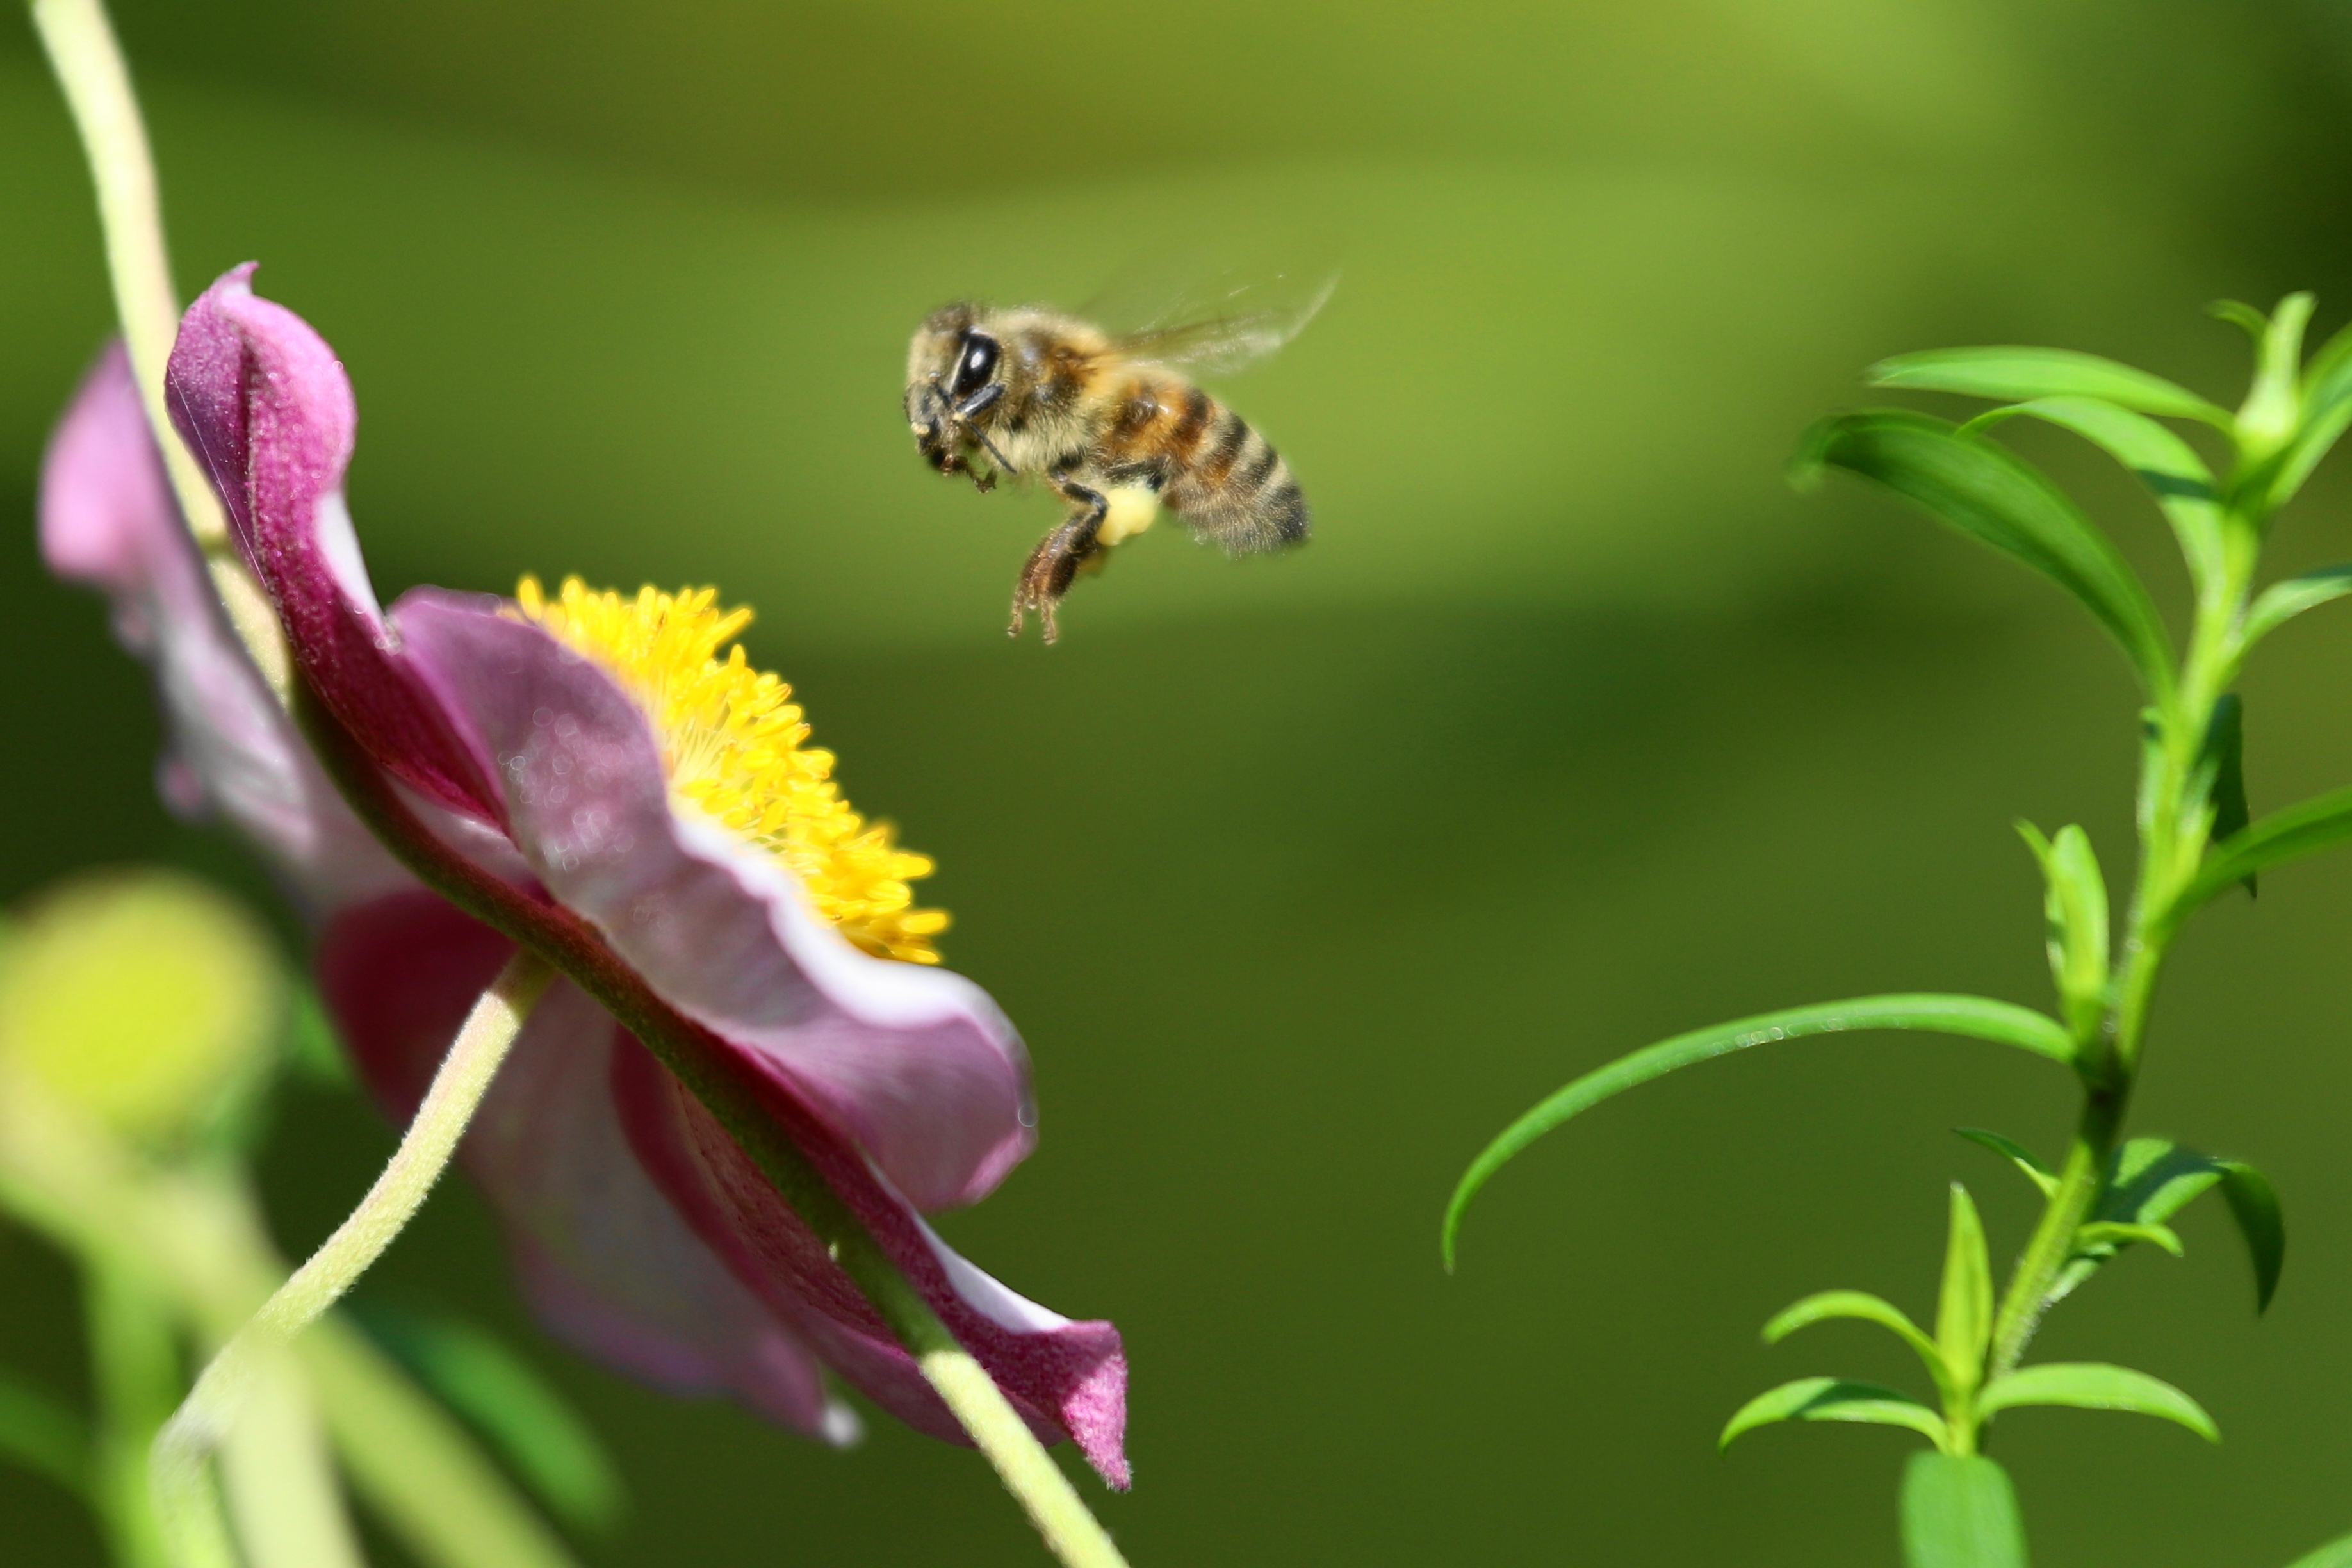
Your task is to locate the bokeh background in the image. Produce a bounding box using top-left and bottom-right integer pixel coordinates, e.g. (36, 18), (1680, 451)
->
(8, 1), (2352, 1562)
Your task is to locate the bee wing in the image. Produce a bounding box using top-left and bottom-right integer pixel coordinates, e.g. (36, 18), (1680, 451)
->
(1086, 253), (1339, 377)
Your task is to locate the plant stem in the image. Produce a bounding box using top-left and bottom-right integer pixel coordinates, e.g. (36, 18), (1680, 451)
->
(298, 688), (1131, 1568)
(84, 1258), (176, 1568)
(0, 1066), (588, 1568)
(30, 0), (297, 701)
(151, 951), (552, 1567)
(29, 0), (226, 549)
(1986, 516), (2260, 1380)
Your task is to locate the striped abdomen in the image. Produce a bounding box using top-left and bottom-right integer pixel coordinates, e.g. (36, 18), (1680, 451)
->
(1095, 373), (1308, 555)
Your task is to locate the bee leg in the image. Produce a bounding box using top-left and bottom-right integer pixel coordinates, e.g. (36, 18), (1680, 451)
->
(1009, 482), (1108, 643)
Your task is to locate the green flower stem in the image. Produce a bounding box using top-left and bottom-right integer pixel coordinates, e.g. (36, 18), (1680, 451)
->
(150, 949), (552, 1565)
(30, 0), (294, 701)
(212, 1353), (366, 1568)
(29, 0), (226, 549)
(300, 686), (1131, 1568)
(0, 1070), (586, 1568)
(1986, 516), (2261, 1382)
(84, 1258), (176, 1568)
(853, 1262), (1131, 1568)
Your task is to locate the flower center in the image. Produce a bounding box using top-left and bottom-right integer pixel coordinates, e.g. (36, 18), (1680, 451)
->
(512, 576), (947, 964)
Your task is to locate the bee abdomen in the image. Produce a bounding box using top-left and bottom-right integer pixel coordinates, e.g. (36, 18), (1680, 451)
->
(1163, 399), (1310, 553)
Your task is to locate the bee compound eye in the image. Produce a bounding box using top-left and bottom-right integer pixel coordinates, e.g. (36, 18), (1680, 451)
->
(950, 332), (1000, 398)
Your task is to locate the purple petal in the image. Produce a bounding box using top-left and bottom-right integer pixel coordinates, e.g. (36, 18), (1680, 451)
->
(391, 591), (1034, 1213)
(320, 890), (853, 1439)
(40, 345), (407, 909)
(165, 266), (498, 822)
(614, 1040), (1130, 1487)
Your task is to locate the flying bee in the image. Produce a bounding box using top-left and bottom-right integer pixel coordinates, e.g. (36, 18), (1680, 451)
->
(904, 271), (1331, 641)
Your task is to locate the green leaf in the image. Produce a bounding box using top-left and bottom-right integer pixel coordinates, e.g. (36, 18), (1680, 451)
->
(2104, 1138), (2223, 1226)
(1936, 1185), (1993, 1398)
(2174, 785), (2352, 923)
(1952, 1128), (2057, 1197)
(1441, 995), (2074, 1268)
(2281, 1529), (2352, 1568)
(352, 1304), (624, 1535)
(1868, 346), (2229, 426)
(1901, 1453), (2029, 1568)
(1763, 1292), (1951, 1401)
(2051, 1138), (2278, 1307)
(1965, 396), (2224, 590)
(2260, 394), (2352, 515)
(2218, 1160), (2286, 1312)
(2016, 822), (2109, 1040)
(2198, 696), (2253, 895)
(2303, 310), (2352, 407)
(1793, 411), (2174, 695)
(1975, 1362), (2219, 1441)
(284, 984), (355, 1088)
(2075, 1221), (2184, 1257)
(1720, 1378), (1948, 1453)
(2211, 298), (2273, 343)
(2245, 564), (2352, 646)
(0, 1369), (89, 1497)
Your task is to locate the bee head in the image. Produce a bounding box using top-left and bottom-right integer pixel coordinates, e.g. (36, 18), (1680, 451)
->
(904, 302), (1009, 472)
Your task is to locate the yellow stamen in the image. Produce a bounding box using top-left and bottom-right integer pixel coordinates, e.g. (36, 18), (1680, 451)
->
(512, 575), (948, 964)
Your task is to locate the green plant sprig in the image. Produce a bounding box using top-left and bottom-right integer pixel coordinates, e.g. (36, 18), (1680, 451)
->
(1443, 295), (2352, 1561)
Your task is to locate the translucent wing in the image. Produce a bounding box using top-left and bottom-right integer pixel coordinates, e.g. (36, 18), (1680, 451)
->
(1085, 250), (1339, 377)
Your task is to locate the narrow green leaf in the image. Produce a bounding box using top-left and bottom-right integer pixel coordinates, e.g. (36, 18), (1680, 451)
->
(1441, 995), (2074, 1268)
(2261, 395), (2352, 515)
(352, 1304), (624, 1535)
(2211, 298), (2272, 343)
(1901, 1453), (2029, 1568)
(2218, 1161), (2286, 1312)
(1936, 1186), (1993, 1396)
(1720, 1378), (1948, 1453)
(284, 983), (355, 1087)
(1952, 1128), (2058, 1197)
(2104, 1138), (2223, 1225)
(2281, 1529), (2352, 1568)
(2017, 822), (2110, 1040)
(2175, 786), (2352, 922)
(2198, 696), (2253, 895)
(1793, 411), (2174, 695)
(2246, 564), (2352, 646)
(1763, 1292), (1951, 1400)
(0, 1370), (90, 1496)
(2303, 310), (2352, 406)
(2051, 1139), (2245, 1305)
(1976, 1362), (2219, 1441)
(2075, 1221), (2184, 1257)
(1966, 396), (2224, 589)
(1868, 346), (2229, 426)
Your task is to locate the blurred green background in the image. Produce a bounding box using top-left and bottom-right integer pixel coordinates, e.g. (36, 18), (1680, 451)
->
(8, 1), (2352, 1562)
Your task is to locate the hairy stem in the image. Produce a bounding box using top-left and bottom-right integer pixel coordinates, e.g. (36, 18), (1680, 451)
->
(29, 0), (226, 548)
(151, 952), (551, 1567)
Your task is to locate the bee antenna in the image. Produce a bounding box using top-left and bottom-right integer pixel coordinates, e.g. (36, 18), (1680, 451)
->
(968, 424), (1018, 476)
(929, 375), (1019, 477)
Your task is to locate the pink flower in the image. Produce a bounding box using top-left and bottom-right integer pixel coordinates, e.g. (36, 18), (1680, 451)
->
(40, 266), (1129, 1487)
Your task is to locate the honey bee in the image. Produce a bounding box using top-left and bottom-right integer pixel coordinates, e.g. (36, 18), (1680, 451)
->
(904, 272), (1331, 641)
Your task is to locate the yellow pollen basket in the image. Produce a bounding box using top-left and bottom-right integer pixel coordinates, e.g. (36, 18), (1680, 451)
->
(512, 575), (948, 964)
